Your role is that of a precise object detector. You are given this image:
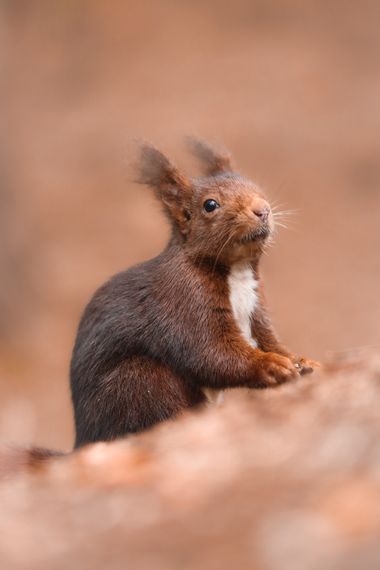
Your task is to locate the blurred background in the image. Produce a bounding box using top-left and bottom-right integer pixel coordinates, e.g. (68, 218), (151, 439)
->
(1, 0), (379, 450)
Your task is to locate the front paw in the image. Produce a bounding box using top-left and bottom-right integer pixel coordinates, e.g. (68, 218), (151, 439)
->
(257, 352), (299, 386)
(291, 356), (321, 375)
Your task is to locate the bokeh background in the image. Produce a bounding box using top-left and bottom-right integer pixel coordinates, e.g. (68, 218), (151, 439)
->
(1, 0), (380, 450)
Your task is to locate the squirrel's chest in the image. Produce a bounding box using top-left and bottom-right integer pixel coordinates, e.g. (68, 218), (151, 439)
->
(227, 262), (258, 348)
(203, 262), (259, 407)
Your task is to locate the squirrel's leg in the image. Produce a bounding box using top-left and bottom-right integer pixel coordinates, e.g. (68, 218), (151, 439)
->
(251, 305), (320, 375)
(179, 331), (299, 391)
(74, 356), (205, 447)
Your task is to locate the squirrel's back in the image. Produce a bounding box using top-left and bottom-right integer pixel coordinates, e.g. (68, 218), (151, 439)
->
(70, 244), (223, 446)
(70, 245), (212, 387)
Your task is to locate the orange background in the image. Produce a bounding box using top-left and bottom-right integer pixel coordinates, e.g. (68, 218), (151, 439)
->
(1, 0), (380, 449)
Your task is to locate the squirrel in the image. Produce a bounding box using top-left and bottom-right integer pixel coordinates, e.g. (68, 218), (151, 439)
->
(0, 138), (319, 474)
(70, 138), (319, 448)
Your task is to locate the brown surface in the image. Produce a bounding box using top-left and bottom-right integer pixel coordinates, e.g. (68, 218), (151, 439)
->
(2, 1), (380, 450)
(1, 352), (380, 569)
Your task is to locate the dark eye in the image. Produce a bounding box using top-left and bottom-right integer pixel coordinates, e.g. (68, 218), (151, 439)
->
(203, 199), (220, 213)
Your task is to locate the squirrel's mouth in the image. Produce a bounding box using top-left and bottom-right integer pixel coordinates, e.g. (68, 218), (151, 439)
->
(238, 226), (271, 244)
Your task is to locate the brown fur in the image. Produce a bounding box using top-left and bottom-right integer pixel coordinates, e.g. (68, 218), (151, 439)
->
(0, 139), (318, 473)
(186, 136), (233, 176)
(69, 139), (318, 448)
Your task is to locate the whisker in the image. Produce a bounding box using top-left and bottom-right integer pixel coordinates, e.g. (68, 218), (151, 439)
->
(212, 231), (235, 272)
(272, 209), (299, 218)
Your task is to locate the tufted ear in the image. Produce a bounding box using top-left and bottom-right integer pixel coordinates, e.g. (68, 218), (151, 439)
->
(186, 137), (233, 176)
(136, 143), (193, 234)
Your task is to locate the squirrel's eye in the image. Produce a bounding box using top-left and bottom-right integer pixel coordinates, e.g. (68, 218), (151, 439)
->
(203, 199), (220, 213)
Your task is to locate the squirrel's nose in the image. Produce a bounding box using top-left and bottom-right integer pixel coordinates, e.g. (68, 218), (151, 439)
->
(253, 206), (270, 221)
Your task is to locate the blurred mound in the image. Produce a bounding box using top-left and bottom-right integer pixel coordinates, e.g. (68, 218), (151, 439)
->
(1, 351), (380, 569)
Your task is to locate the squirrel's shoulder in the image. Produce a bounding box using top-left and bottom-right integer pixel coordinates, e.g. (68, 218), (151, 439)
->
(86, 246), (191, 302)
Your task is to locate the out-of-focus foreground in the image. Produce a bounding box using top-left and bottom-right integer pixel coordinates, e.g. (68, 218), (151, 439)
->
(1, 1), (380, 448)
(0, 352), (380, 569)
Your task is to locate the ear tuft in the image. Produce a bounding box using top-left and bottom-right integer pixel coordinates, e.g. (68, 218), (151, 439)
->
(135, 143), (192, 235)
(186, 137), (233, 176)
(137, 143), (190, 191)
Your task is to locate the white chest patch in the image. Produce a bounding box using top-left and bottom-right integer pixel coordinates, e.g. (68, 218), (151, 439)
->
(227, 262), (258, 348)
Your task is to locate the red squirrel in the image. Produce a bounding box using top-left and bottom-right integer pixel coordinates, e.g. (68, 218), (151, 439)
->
(70, 138), (319, 448)
(0, 139), (319, 474)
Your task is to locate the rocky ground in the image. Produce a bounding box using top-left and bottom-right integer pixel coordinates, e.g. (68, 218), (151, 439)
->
(1, 351), (380, 569)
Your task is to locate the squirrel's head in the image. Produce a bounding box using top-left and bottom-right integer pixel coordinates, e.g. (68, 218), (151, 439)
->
(137, 138), (274, 266)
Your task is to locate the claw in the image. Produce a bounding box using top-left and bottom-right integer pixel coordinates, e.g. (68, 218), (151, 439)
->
(295, 358), (321, 375)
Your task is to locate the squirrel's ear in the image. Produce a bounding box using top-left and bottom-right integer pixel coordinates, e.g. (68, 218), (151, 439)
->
(136, 143), (192, 233)
(186, 137), (233, 176)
